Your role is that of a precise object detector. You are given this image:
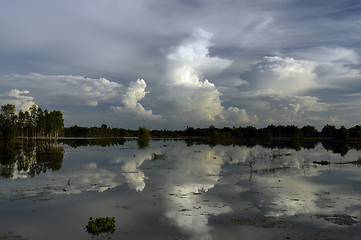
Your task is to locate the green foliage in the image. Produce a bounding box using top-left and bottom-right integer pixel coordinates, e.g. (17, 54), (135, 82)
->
(138, 127), (150, 139)
(321, 124), (337, 138)
(137, 127), (151, 149)
(86, 217), (116, 235)
(0, 104), (17, 139)
(64, 124), (130, 137)
(1, 104), (16, 122)
(0, 104), (64, 139)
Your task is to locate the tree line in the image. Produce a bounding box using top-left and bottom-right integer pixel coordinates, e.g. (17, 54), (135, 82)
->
(65, 123), (361, 141)
(0, 104), (64, 139)
(2, 103), (361, 141)
(150, 124), (361, 140)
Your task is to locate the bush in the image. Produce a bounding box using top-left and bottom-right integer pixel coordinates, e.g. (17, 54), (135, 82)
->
(85, 217), (116, 235)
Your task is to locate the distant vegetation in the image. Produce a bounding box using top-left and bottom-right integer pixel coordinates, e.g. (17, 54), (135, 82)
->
(64, 123), (361, 141)
(1, 104), (361, 143)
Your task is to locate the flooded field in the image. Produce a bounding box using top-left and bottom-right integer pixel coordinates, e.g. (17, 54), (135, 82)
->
(0, 139), (361, 240)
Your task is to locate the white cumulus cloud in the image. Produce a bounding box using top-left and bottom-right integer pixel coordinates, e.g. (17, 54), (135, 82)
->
(111, 79), (162, 120)
(0, 89), (37, 112)
(251, 53), (361, 95)
(253, 56), (318, 94)
(160, 28), (255, 126)
(0, 73), (123, 107)
(233, 91), (332, 127)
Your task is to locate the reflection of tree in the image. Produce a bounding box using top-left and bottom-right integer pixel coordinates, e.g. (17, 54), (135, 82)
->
(321, 140), (350, 156)
(60, 138), (126, 148)
(0, 141), (21, 178)
(137, 127), (150, 149)
(184, 136), (236, 147)
(0, 141), (64, 178)
(28, 143), (64, 177)
(137, 138), (150, 149)
(184, 138), (319, 151)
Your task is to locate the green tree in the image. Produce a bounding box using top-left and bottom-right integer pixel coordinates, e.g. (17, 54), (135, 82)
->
(336, 126), (349, 140)
(0, 104), (17, 138)
(301, 125), (319, 138)
(46, 110), (64, 138)
(36, 108), (45, 137)
(138, 127), (150, 139)
(17, 110), (26, 137)
(137, 127), (150, 149)
(321, 124), (337, 138)
(1, 104), (16, 122)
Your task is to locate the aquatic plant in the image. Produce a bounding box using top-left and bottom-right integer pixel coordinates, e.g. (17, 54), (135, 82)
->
(152, 152), (166, 160)
(313, 160), (331, 165)
(85, 217), (116, 235)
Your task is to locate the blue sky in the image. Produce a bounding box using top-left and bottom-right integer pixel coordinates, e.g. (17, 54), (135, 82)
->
(1, 0), (361, 129)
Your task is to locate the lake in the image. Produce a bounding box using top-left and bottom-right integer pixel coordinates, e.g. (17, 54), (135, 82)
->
(0, 138), (361, 240)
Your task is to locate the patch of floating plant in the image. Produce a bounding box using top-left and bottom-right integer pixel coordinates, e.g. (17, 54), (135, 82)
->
(37, 198), (53, 201)
(151, 152), (166, 160)
(179, 208), (192, 212)
(226, 217), (291, 228)
(313, 214), (358, 226)
(313, 158), (361, 166)
(313, 160), (331, 165)
(9, 188), (55, 201)
(315, 192), (336, 208)
(0, 231), (25, 240)
(301, 229), (361, 240)
(85, 217), (116, 235)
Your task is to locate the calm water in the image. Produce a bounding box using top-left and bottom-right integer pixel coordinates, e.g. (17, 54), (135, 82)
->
(0, 139), (361, 240)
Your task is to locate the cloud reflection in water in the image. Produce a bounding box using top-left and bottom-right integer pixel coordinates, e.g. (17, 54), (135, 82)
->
(1, 140), (361, 239)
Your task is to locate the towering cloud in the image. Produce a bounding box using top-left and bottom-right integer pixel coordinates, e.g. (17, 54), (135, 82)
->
(160, 28), (256, 126)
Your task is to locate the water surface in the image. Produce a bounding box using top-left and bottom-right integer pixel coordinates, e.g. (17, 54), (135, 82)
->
(0, 139), (361, 240)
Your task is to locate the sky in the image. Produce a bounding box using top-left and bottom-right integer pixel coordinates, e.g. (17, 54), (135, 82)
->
(1, 0), (361, 129)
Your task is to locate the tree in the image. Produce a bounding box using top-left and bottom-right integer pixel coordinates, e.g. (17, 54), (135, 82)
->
(336, 126), (349, 140)
(42, 110), (64, 138)
(17, 110), (26, 137)
(0, 104), (64, 139)
(0, 104), (17, 138)
(36, 108), (45, 137)
(301, 125), (318, 138)
(138, 127), (150, 139)
(321, 124), (337, 138)
(137, 127), (150, 149)
(1, 104), (16, 122)
(349, 125), (361, 139)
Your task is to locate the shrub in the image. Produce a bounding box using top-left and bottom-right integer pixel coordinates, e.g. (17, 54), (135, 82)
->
(85, 217), (116, 235)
